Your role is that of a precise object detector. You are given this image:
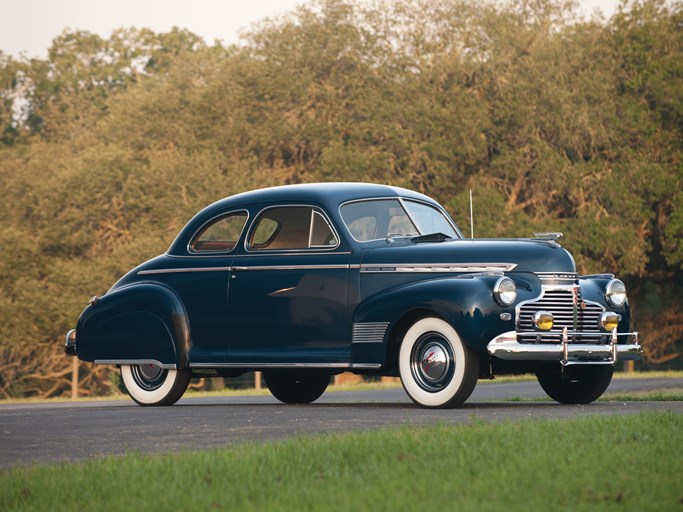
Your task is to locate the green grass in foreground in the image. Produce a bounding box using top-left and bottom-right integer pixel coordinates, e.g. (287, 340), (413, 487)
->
(501, 388), (683, 403)
(1, 412), (681, 511)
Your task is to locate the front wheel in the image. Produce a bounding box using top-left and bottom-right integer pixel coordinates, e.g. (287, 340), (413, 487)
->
(536, 364), (613, 404)
(399, 317), (479, 408)
(264, 371), (330, 404)
(120, 363), (191, 406)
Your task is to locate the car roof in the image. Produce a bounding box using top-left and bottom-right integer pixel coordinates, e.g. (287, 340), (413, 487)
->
(203, 182), (433, 211)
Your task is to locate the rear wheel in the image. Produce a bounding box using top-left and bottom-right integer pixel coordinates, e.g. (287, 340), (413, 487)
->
(399, 317), (479, 408)
(264, 371), (330, 404)
(536, 364), (613, 404)
(120, 363), (191, 406)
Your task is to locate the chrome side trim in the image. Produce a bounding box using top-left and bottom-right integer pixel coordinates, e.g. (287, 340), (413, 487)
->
(233, 264), (351, 271)
(487, 330), (642, 364)
(140, 264), (359, 275)
(226, 251), (353, 258)
(189, 362), (351, 369)
(352, 322), (389, 343)
(138, 267), (232, 275)
(360, 263), (517, 273)
(351, 363), (382, 369)
(94, 359), (177, 369)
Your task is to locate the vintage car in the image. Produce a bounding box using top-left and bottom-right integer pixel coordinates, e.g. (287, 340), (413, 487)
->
(65, 183), (642, 408)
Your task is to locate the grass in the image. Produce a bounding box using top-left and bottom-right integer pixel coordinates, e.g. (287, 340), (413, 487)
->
(1, 412), (681, 511)
(499, 388), (683, 403)
(600, 388), (683, 402)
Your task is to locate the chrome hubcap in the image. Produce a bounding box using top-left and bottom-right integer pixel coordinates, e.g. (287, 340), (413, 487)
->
(410, 332), (455, 392)
(131, 364), (167, 391)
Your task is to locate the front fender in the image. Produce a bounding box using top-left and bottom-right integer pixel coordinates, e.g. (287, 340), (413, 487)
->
(75, 282), (192, 368)
(352, 275), (514, 366)
(579, 276), (631, 333)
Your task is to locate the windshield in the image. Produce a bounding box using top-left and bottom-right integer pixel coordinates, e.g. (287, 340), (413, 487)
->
(340, 198), (459, 242)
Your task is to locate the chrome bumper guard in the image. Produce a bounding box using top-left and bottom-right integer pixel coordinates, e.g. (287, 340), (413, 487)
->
(64, 329), (77, 356)
(487, 328), (642, 366)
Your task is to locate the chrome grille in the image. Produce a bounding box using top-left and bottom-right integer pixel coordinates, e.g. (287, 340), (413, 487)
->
(535, 272), (579, 286)
(517, 288), (605, 343)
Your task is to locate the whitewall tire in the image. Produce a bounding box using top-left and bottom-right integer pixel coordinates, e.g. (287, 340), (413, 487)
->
(399, 317), (479, 408)
(120, 363), (191, 406)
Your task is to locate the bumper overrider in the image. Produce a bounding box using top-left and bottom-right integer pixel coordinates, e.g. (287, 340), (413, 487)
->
(487, 328), (642, 366)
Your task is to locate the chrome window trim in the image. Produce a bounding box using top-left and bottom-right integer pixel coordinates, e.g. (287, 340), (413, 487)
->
(339, 196), (463, 243)
(187, 209), (250, 255)
(244, 204), (341, 253)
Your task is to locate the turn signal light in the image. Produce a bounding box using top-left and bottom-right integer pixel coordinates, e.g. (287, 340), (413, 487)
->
(600, 312), (621, 332)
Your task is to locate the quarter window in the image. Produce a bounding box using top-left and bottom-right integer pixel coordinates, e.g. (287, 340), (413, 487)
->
(190, 211), (248, 253)
(249, 207), (338, 251)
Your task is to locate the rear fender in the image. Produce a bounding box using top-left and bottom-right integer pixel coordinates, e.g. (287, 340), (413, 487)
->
(75, 282), (191, 368)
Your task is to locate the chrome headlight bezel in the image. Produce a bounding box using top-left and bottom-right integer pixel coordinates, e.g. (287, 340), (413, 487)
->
(605, 279), (627, 308)
(493, 277), (517, 307)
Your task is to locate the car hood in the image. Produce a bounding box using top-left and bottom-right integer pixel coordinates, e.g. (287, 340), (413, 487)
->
(360, 239), (576, 274)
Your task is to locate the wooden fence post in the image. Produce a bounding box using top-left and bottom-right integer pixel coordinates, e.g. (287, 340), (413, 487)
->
(71, 358), (79, 399)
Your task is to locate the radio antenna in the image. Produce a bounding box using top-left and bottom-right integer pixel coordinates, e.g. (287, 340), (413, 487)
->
(469, 189), (474, 239)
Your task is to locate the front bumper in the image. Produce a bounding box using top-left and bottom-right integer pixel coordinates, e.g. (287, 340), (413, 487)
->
(487, 328), (642, 366)
(64, 329), (77, 356)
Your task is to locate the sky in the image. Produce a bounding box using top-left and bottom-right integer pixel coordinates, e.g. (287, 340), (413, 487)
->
(1, 0), (624, 60)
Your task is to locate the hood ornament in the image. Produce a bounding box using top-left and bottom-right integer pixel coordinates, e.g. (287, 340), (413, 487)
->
(532, 232), (563, 241)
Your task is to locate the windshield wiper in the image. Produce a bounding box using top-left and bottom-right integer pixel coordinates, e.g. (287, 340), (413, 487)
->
(411, 232), (453, 243)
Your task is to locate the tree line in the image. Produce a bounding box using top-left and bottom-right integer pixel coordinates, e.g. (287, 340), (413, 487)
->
(0, 0), (680, 398)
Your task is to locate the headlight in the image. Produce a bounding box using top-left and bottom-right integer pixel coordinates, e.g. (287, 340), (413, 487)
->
(494, 277), (517, 306)
(606, 279), (627, 308)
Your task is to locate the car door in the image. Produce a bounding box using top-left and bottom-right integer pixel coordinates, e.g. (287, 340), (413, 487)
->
(226, 205), (351, 365)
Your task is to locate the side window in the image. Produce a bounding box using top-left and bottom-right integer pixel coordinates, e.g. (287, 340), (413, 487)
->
(310, 211), (338, 247)
(190, 211), (248, 253)
(249, 207), (338, 251)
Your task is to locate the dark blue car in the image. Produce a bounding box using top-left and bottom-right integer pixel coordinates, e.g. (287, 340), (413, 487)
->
(65, 183), (642, 407)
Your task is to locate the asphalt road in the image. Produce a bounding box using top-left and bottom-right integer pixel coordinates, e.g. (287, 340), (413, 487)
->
(1, 378), (681, 469)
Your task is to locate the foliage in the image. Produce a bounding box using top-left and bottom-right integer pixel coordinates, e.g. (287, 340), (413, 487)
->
(0, 0), (680, 397)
